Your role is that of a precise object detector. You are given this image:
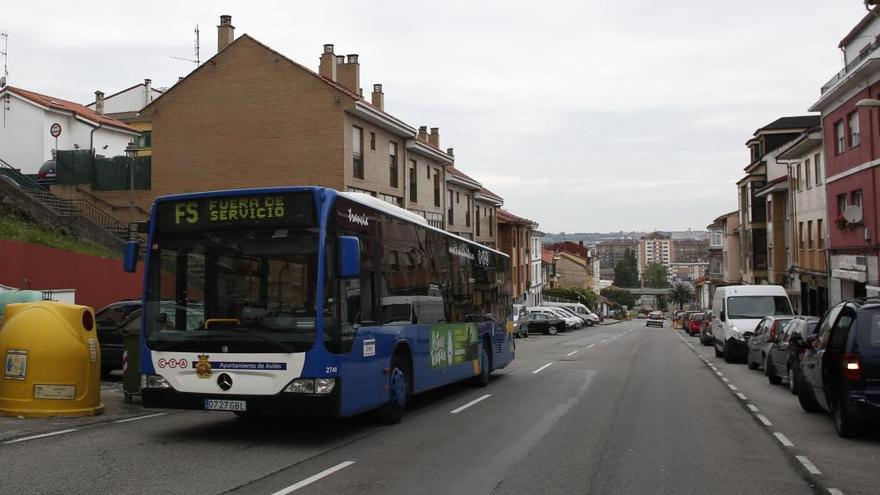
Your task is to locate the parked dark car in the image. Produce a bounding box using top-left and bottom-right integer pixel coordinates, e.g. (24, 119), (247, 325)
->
(36, 158), (56, 187)
(765, 316), (819, 393)
(517, 312), (564, 336)
(746, 315), (794, 378)
(796, 300), (880, 437)
(95, 299), (142, 375)
(699, 311), (714, 346)
(686, 312), (705, 336)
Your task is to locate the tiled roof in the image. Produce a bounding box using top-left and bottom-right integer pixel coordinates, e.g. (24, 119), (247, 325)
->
(541, 250), (556, 264)
(5, 86), (137, 132)
(447, 165), (479, 183)
(497, 208), (535, 225)
(478, 186), (502, 201)
(757, 116), (820, 133)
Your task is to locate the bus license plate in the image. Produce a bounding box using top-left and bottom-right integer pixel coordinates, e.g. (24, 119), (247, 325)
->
(204, 399), (246, 412)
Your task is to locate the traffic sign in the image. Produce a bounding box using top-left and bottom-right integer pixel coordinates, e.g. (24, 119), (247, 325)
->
(50, 123), (62, 138)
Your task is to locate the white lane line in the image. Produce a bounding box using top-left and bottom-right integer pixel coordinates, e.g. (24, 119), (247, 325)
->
(114, 412), (168, 423)
(532, 363), (553, 374)
(828, 488), (845, 495)
(450, 394), (491, 414)
(271, 461), (356, 495)
(747, 404), (759, 413)
(721, 377), (730, 383)
(774, 432), (795, 447)
(601, 339), (608, 344)
(756, 414), (773, 427)
(2, 429), (78, 444)
(727, 384), (738, 391)
(566, 350), (579, 357)
(796, 455), (822, 475)
(736, 392), (747, 401)
(586, 344), (595, 349)
(715, 372), (723, 377)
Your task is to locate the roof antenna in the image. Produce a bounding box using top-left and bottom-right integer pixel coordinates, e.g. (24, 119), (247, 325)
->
(0, 31), (8, 88)
(170, 24), (200, 67)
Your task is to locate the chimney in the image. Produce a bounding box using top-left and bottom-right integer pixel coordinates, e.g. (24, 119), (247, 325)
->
(94, 90), (104, 114)
(144, 78), (152, 107)
(428, 127), (440, 148)
(371, 84), (384, 110)
(418, 126), (428, 143)
(337, 54), (360, 95)
(446, 147), (454, 157)
(319, 44), (337, 81)
(217, 15), (235, 52)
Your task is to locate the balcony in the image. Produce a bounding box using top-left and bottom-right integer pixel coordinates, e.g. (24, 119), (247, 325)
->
(821, 36), (880, 94)
(797, 249), (827, 274)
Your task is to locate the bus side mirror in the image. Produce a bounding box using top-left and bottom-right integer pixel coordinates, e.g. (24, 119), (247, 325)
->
(123, 240), (140, 273)
(339, 236), (360, 278)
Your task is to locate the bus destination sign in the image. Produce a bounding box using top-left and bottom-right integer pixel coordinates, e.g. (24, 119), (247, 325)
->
(157, 192), (315, 232)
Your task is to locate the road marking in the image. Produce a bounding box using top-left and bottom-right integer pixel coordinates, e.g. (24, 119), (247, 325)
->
(271, 461), (356, 495)
(601, 339), (608, 344)
(566, 350), (578, 357)
(727, 384), (738, 391)
(828, 489), (845, 495)
(736, 392), (747, 400)
(715, 372), (723, 377)
(2, 429), (78, 444)
(796, 455), (822, 475)
(532, 363), (553, 374)
(774, 432), (794, 447)
(756, 414), (773, 427)
(114, 412), (167, 423)
(747, 404), (759, 413)
(586, 344), (595, 349)
(450, 394), (491, 414)
(721, 377), (730, 383)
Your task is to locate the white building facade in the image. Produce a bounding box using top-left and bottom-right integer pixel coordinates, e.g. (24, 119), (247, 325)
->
(527, 230), (544, 306)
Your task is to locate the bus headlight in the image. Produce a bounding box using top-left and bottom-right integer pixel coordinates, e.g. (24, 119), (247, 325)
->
(141, 374), (171, 389)
(315, 378), (336, 394)
(284, 379), (315, 394)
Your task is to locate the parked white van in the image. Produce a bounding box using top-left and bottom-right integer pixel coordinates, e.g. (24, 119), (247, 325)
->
(711, 285), (793, 363)
(543, 302), (598, 326)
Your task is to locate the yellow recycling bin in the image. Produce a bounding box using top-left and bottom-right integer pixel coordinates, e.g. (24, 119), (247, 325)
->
(0, 301), (104, 417)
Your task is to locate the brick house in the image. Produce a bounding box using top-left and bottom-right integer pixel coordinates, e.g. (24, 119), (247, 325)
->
(498, 209), (537, 303)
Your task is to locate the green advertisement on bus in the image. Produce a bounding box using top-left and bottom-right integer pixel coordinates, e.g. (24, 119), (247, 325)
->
(429, 323), (479, 369)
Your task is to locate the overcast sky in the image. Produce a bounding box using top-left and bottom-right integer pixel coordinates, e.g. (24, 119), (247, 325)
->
(1, 1), (868, 232)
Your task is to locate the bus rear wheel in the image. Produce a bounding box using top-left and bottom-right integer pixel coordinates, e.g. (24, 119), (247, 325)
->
(473, 339), (491, 388)
(378, 352), (410, 425)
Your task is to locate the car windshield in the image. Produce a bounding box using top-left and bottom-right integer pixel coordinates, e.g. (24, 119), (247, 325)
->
(727, 296), (792, 320)
(144, 227), (321, 353)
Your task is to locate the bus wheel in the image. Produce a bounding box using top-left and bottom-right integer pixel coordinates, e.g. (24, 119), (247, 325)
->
(378, 353), (409, 425)
(473, 340), (491, 388)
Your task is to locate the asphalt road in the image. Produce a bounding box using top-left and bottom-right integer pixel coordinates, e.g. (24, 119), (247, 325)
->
(1, 320), (872, 494)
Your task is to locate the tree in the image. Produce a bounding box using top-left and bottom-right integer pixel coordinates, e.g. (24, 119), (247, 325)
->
(642, 262), (669, 288)
(670, 283), (695, 310)
(544, 287), (598, 310)
(613, 248), (639, 288)
(600, 286), (636, 309)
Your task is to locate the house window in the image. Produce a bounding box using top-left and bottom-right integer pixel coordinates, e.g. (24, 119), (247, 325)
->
(475, 206), (481, 236)
(799, 222), (804, 250)
(837, 194), (847, 216)
(849, 111), (861, 148)
(465, 194), (471, 227)
(409, 160), (417, 202)
(814, 153), (822, 186)
(138, 131), (152, 148)
(796, 165), (802, 192)
(817, 219), (824, 250)
(852, 189), (863, 209)
(489, 209), (494, 237)
(426, 164), (430, 179)
(352, 126), (364, 179)
(835, 120), (846, 154)
(805, 158), (812, 190)
(370, 132), (376, 150)
(389, 142), (398, 188)
(807, 220), (813, 249)
(448, 190), (454, 225)
(433, 170), (440, 207)
(456, 191), (460, 203)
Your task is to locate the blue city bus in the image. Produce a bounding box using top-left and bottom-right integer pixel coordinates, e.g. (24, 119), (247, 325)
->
(125, 186), (514, 423)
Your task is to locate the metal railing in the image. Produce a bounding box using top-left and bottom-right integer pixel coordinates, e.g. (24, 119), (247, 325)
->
(821, 36), (880, 94)
(0, 157), (130, 244)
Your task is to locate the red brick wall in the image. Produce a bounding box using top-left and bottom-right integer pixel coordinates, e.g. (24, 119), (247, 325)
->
(0, 240), (143, 310)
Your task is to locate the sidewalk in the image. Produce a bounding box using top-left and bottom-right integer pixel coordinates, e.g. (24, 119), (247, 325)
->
(0, 381), (151, 443)
(597, 319), (623, 326)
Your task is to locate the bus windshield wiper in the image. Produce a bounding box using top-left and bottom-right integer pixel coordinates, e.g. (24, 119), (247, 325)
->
(149, 330), (295, 353)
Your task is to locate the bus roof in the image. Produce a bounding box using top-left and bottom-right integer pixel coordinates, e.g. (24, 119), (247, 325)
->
(151, 186), (509, 259)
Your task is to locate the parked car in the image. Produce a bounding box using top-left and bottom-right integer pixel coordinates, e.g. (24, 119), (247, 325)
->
(699, 311), (714, 346)
(746, 315), (794, 379)
(686, 312), (706, 336)
(681, 311), (699, 332)
(765, 316), (819, 393)
(796, 300), (880, 437)
(554, 306), (589, 327)
(548, 307), (582, 330)
(711, 285), (793, 363)
(646, 311), (664, 328)
(544, 302), (598, 326)
(528, 306), (579, 331)
(95, 299), (142, 375)
(517, 312), (564, 336)
(36, 158), (56, 187)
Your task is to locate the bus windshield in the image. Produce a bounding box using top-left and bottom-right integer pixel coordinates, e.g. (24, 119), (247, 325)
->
(144, 228), (321, 353)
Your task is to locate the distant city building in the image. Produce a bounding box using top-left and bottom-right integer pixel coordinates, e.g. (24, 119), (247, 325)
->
(673, 239), (709, 263)
(596, 239), (638, 280)
(638, 232), (673, 276)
